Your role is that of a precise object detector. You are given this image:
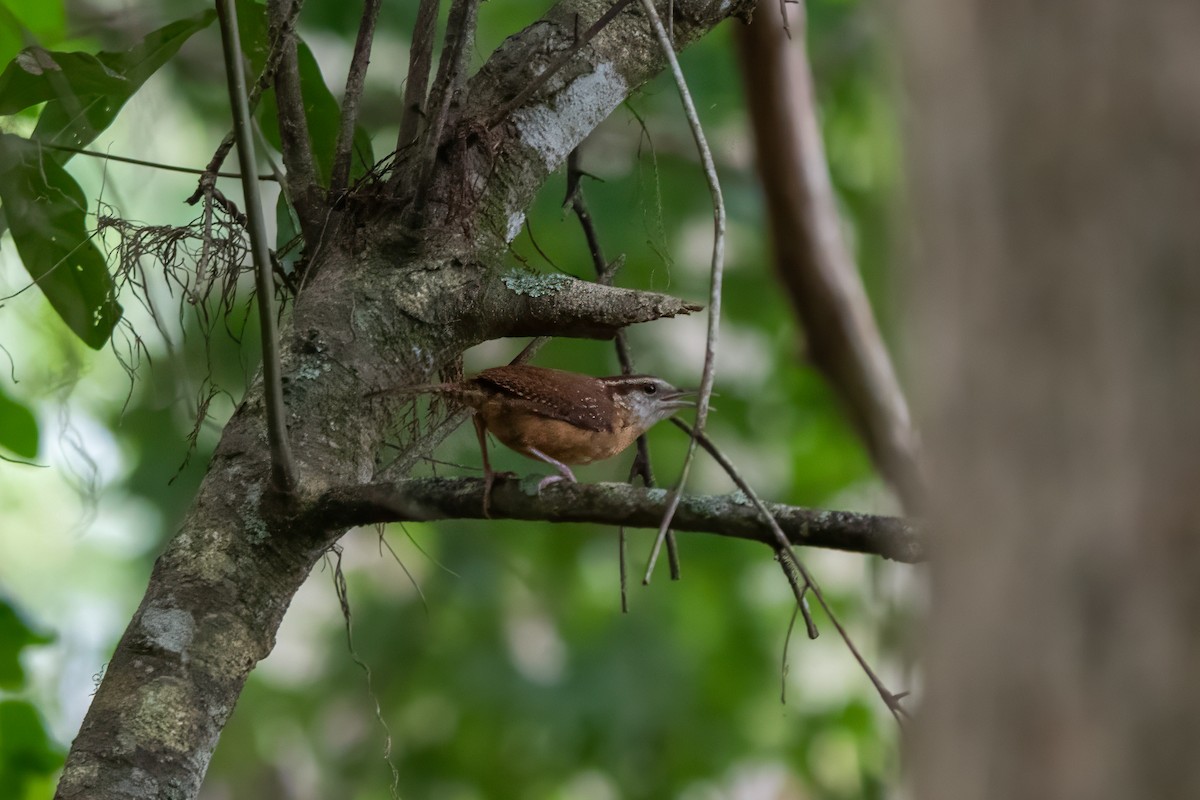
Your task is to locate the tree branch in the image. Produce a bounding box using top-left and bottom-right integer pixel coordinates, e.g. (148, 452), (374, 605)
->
(484, 276), (701, 339)
(389, 0), (440, 191)
(268, 0), (322, 231)
(310, 478), (925, 563)
(403, 0), (480, 226)
(383, 263), (703, 343)
(736, 3), (925, 510)
(330, 0), (383, 193)
(440, 0), (754, 250)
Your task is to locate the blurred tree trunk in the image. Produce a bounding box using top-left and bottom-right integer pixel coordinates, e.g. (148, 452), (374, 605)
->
(902, 1), (1200, 798)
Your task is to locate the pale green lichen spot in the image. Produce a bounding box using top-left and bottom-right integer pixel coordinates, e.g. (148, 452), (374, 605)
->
(502, 270), (573, 298)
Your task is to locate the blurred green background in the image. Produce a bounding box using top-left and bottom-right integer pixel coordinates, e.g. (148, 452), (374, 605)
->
(0, 0), (914, 797)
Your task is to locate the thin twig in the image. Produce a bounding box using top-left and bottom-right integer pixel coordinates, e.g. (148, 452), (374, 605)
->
(670, 418), (909, 721)
(331, 0), (383, 193)
(0, 453), (47, 467)
(637, 0), (725, 583)
(780, 604), (798, 703)
(37, 143), (276, 180)
(565, 149), (681, 588)
(618, 526), (629, 612)
(671, 418), (817, 637)
(399, 522), (461, 578)
(377, 529), (430, 613)
(389, 0), (441, 193)
(216, 0), (296, 493)
(775, 544), (819, 639)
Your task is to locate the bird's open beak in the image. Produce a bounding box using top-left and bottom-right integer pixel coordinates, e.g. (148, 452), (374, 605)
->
(662, 388), (698, 410)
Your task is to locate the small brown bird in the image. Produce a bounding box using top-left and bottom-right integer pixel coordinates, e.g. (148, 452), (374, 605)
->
(433, 365), (694, 514)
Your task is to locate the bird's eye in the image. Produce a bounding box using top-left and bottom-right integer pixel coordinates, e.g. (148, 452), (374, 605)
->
(642, 383), (657, 395)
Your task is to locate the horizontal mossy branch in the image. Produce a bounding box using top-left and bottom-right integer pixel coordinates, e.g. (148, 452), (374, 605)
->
(310, 477), (925, 563)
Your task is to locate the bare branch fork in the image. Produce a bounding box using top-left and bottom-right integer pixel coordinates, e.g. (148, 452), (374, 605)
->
(401, 0), (481, 221)
(188, 0), (303, 205)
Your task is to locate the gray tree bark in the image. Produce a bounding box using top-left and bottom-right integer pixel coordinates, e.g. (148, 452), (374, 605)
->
(902, 1), (1200, 797)
(53, 0), (758, 796)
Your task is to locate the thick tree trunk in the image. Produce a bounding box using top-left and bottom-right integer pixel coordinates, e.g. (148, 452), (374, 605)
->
(902, 1), (1200, 797)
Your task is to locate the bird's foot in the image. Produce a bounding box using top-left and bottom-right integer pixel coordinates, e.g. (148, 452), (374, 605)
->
(482, 470), (519, 517)
(537, 474), (566, 492)
(537, 469), (577, 493)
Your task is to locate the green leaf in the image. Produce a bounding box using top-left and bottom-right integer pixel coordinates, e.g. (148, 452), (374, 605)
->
(0, 598), (53, 691)
(0, 50), (129, 114)
(233, 0), (270, 80)
(0, 133), (122, 348)
(0, 700), (65, 800)
(0, 386), (37, 458)
(0, 1), (66, 70)
(0, 11), (216, 155)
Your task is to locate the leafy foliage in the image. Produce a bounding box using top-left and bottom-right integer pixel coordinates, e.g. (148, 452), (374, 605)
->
(0, 11), (217, 158)
(0, 599), (62, 800)
(0, 700), (63, 800)
(0, 600), (52, 690)
(0, 2), (64, 72)
(0, 384), (37, 458)
(0, 134), (121, 349)
(0, 10), (214, 347)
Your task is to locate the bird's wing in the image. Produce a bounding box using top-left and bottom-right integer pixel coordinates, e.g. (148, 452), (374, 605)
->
(473, 366), (615, 432)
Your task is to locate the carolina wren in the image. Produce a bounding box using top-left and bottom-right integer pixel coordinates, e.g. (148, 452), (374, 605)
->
(434, 365), (694, 514)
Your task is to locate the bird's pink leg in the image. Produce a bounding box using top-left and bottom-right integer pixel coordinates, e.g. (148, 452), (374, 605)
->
(528, 447), (578, 491)
(473, 415), (496, 517)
